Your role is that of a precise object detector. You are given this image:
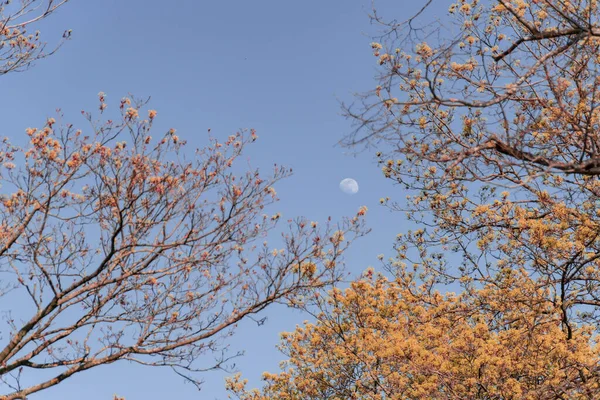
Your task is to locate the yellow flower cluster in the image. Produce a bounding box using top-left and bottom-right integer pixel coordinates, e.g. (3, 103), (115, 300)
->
(228, 270), (600, 399)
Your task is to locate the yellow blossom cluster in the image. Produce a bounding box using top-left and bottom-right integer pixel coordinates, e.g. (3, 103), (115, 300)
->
(228, 270), (600, 399)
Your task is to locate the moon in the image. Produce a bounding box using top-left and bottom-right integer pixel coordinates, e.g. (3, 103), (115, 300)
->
(339, 178), (359, 195)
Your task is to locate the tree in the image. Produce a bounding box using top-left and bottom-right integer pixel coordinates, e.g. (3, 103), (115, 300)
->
(339, 0), (600, 336)
(0, 0), (70, 76)
(227, 1), (600, 398)
(0, 3), (368, 398)
(226, 269), (600, 399)
(0, 96), (366, 400)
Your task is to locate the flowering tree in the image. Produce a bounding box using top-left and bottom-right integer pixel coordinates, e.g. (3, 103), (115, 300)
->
(339, 0), (600, 337)
(0, 0), (70, 76)
(0, 3), (368, 398)
(0, 97), (367, 399)
(227, 269), (600, 399)
(227, 1), (600, 398)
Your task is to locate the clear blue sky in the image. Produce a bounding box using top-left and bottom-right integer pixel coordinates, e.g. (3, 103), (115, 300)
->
(0, 1), (428, 398)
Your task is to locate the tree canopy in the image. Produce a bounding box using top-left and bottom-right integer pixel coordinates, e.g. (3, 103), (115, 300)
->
(228, 0), (600, 398)
(341, 0), (600, 335)
(0, 2), (368, 398)
(227, 269), (600, 399)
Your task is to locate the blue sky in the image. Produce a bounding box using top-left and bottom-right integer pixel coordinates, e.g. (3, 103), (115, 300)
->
(0, 1), (431, 398)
